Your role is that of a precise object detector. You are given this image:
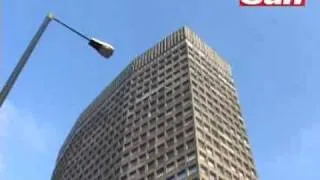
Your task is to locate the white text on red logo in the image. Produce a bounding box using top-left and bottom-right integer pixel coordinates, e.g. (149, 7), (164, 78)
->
(240, 0), (306, 6)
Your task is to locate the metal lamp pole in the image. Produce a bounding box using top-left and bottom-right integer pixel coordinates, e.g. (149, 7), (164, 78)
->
(0, 13), (115, 108)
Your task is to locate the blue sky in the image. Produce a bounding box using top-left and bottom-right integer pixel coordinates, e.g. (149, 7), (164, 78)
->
(1, 0), (320, 179)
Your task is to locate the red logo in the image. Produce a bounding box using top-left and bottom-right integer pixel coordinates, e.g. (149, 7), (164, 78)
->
(240, 0), (306, 6)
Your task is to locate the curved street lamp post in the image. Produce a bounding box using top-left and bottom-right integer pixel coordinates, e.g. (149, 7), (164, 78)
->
(0, 13), (114, 108)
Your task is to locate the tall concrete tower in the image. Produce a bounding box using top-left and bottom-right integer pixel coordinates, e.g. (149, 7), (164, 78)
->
(52, 27), (258, 180)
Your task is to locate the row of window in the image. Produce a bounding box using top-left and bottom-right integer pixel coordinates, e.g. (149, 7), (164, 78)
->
(195, 113), (252, 160)
(189, 63), (243, 130)
(187, 43), (233, 87)
(189, 60), (235, 103)
(197, 135), (256, 179)
(121, 148), (197, 175)
(120, 163), (198, 180)
(199, 162), (255, 180)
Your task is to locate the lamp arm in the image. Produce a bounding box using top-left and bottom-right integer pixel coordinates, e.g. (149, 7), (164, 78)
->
(52, 17), (91, 41)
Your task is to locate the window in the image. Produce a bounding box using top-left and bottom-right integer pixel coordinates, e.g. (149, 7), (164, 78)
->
(167, 150), (175, 159)
(209, 173), (217, 180)
(131, 147), (138, 154)
(141, 133), (147, 140)
(166, 67), (172, 73)
(122, 164), (128, 172)
(184, 106), (192, 113)
(199, 152), (206, 161)
(176, 122), (183, 129)
(157, 155), (165, 164)
(157, 143), (165, 152)
(238, 171), (244, 178)
(176, 144), (184, 153)
(140, 143), (147, 151)
(147, 173), (155, 180)
(188, 164), (197, 174)
(167, 138), (174, 147)
(206, 147), (213, 156)
(187, 151), (196, 161)
(175, 112), (183, 119)
(148, 138), (155, 146)
(177, 156), (185, 164)
(217, 164), (224, 174)
(186, 138), (194, 149)
(156, 168), (165, 177)
(166, 127), (174, 136)
(129, 170), (137, 177)
(157, 132), (165, 140)
(185, 116), (193, 124)
(138, 166), (146, 174)
(186, 127), (193, 135)
(177, 170), (187, 180)
(125, 142), (131, 149)
(166, 98), (173, 104)
(139, 154), (146, 161)
(198, 139), (205, 149)
(158, 104), (165, 111)
(205, 134), (212, 143)
(148, 149), (156, 156)
(208, 159), (215, 168)
(133, 137), (139, 143)
(200, 165), (208, 175)
(167, 162), (175, 172)
(149, 127), (156, 135)
(123, 152), (129, 158)
(142, 123), (148, 129)
(176, 133), (184, 141)
(173, 55), (179, 61)
(131, 159), (137, 166)
(148, 161), (155, 170)
(158, 122), (165, 129)
(251, 169), (256, 177)
(225, 170), (232, 179)
(204, 124), (210, 132)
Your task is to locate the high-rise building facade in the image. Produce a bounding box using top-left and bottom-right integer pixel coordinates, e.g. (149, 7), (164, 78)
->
(52, 27), (258, 180)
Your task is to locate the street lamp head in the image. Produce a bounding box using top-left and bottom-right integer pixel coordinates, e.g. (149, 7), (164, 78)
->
(88, 38), (114, 59)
